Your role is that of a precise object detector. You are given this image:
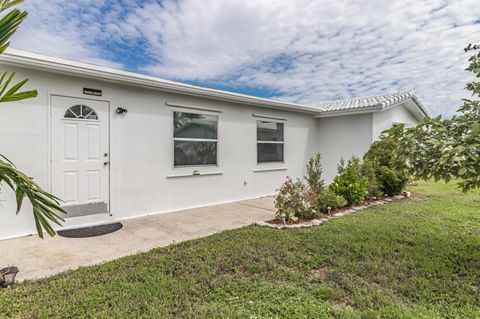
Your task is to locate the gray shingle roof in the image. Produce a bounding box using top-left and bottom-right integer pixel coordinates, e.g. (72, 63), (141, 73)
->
(317, 91), (429, 116)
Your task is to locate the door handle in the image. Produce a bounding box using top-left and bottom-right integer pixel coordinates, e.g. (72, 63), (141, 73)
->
(104, 161), (110, 166)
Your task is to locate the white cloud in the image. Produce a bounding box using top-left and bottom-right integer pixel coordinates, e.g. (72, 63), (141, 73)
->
(12, 0), (123, 68)
(9, 0), (480, 116)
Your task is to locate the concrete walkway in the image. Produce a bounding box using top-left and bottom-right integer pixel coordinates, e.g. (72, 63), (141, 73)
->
(0, 197), (274, 281)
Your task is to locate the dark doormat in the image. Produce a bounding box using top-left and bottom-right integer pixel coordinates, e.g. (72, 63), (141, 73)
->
(58, 223), (123, 238)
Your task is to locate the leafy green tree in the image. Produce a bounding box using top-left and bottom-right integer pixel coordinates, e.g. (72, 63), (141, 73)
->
(394, 44), (480, 192)
(0, 0), (65, 238)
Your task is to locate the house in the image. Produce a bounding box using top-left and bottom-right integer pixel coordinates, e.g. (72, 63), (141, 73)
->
(0, 49), (429, 240)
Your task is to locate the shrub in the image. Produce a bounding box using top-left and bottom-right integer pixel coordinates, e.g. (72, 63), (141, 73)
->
(275, 177), (300, 222)
(297, 187), (320, 220)
(329, 156), (368, 206)
(276, 207), (297, 223)
(305, 153), (325, 194)
(361, 158), (383, 199)
(316, 191), (347, 213)
(378, 166), (408, 196)
(364, 126), (410, 196)
(274, 177), (318, 221)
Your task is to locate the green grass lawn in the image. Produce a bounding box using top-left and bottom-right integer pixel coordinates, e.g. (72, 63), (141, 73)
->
(1, 181), (480, 318)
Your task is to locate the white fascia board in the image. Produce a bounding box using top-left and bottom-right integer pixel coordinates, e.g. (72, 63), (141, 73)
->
(410, 95), (430, 118)
(0, 49), (320, 115)
(380, 98), (429, 121)
(380, 94), (430, 119)
(314, 105), (383, 118)
(404, 100), (429, 121)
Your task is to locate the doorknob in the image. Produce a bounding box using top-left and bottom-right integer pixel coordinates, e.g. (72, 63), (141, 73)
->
(104, 161), (110, 166)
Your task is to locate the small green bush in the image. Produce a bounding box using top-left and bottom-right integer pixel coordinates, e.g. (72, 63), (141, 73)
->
(277, 207), (297, 223)
(274, 177), (318, 221)
(297, 188), (320, 220)
(316, 191), (347, 213)
(378, 166), (408, 196)
(305, 153), (325, 194)
(362, 158), (383, 199)
(364, 125), (410, 196)
(329, 157), (368, 206)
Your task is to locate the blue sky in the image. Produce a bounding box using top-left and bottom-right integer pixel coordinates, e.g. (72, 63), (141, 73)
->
(12, 0), (480, 116)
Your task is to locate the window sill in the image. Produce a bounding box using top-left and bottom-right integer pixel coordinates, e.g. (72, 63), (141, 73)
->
(253, 167), (288, 173)
(166, 171), (224, 179)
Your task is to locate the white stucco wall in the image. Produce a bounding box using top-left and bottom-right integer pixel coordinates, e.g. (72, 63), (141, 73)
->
(372, 102), (419, 139)
(317, 113), (373, 182)
(0, 63), (425, 239)
(0, 66), (319, 239)
(316, 104), (421, 183)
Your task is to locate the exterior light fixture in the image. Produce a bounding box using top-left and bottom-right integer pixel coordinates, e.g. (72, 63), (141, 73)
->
(0, 266), (19, 288)
(116, 107), (128, 114)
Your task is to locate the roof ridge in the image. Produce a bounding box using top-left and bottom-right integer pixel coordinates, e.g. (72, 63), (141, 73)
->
(315, 90), (429, 118)
(316, 91), (413, 106)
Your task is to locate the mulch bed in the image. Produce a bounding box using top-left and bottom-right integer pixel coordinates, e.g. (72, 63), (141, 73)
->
(266, 218), (324, 225)
(266, 199), (373, 225)
(257, 194), (410, 229)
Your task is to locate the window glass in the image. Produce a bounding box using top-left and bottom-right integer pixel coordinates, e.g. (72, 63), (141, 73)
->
(64, 105), (98, 120)
(173, 111), (218, 166)
(174, 112), (218, 139)
(81, 105), (96, 119)
(257, 121), (284, 141)
(69, 105), (82, 117)
(256, 120), (284, 163)
(257, 143), (283, 163)
(64, 109), (77, 119)
(174, 141), (217, 166)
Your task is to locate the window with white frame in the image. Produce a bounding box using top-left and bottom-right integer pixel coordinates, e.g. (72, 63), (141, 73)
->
(257, 120), (284, 163)
(173, 111), (218, 166)
(64, 104), (98, 120)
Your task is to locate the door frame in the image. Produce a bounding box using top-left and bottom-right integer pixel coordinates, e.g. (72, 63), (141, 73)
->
(48, 93), (112, 215)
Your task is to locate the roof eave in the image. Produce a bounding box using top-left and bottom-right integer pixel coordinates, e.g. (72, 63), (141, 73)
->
(314, 105), (383, 118)
(410, 94), (430, 118)
(0, 49), (320, 115)
(379, 95), (430, 120)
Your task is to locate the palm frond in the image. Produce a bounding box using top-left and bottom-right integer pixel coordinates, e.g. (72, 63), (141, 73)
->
(0, 0), (25, 13)
(0, 72), (37, 102)
(0, 7), (27, 54)
(0, 158), (66, 238)
(0, 4), (38, 101)
(0, 0), (63, 238)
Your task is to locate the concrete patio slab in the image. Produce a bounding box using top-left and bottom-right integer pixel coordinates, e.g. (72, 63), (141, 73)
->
(0, 197), (274, 282)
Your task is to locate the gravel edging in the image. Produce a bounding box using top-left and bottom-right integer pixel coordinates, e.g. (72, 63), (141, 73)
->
(255, 193), (410, 229)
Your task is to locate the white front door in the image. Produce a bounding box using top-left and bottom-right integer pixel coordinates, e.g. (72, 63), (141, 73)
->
(51, 96), (110, 218)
